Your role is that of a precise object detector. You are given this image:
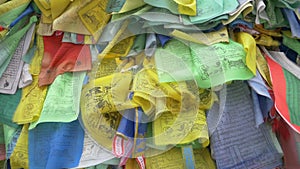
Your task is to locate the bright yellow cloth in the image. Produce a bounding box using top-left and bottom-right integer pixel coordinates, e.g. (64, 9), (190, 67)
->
(174, 0), (197, 16)
(236, 32), (257, 75)
(10, 124), (29, 169)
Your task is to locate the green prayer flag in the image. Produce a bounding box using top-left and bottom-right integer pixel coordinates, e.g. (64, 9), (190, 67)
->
(0, 89), (21, 128)
(155, 39), (254, 88)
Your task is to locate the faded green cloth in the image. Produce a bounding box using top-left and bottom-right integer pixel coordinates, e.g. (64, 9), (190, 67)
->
(273, 0), (300, 9)
(106, 0), (126, 13)
(189, 0), (238, 24)
(283, 33), (300, 55)
(0, 90), (21, 128)
(262, 0), (289, 29)
(0, 124), (4, 144)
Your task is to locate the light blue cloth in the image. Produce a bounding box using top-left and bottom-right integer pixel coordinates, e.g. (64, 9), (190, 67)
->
(5, 127), (21, 159)
(29, 120), (84, 169)
(145, 33), (157, 57)
(282, 8), (300, 38)
(182, 146), (196, 169)
(251, 90), (264, 126)
(248, 71), (274, 127)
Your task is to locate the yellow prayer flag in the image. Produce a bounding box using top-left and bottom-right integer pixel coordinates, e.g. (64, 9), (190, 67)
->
(132, 68), (197, 117)
(81, 72), (138, 115)
(78, 0), (111, 35)
(104, 36), (135, 58)
(153, 109), (209, 146)
(98, 20), (129, 58)
(254, 34), (280, 47)
(236, 32), (257, 75)
(30, 35), (43, 75)
(50, 0), (71, 19)
(38, 0), (51, 10)
(52, 0), (92, 35)
(174, 0), (197, 16)
(10, 124), (29, 169)
(256, 47), (272, 87)
(82, 111), (121, 150)
(13, 76), (48, 124)
(171, 27), (229, 45)
(88, 58), (118, 80)
(34, 0), (52, 17)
